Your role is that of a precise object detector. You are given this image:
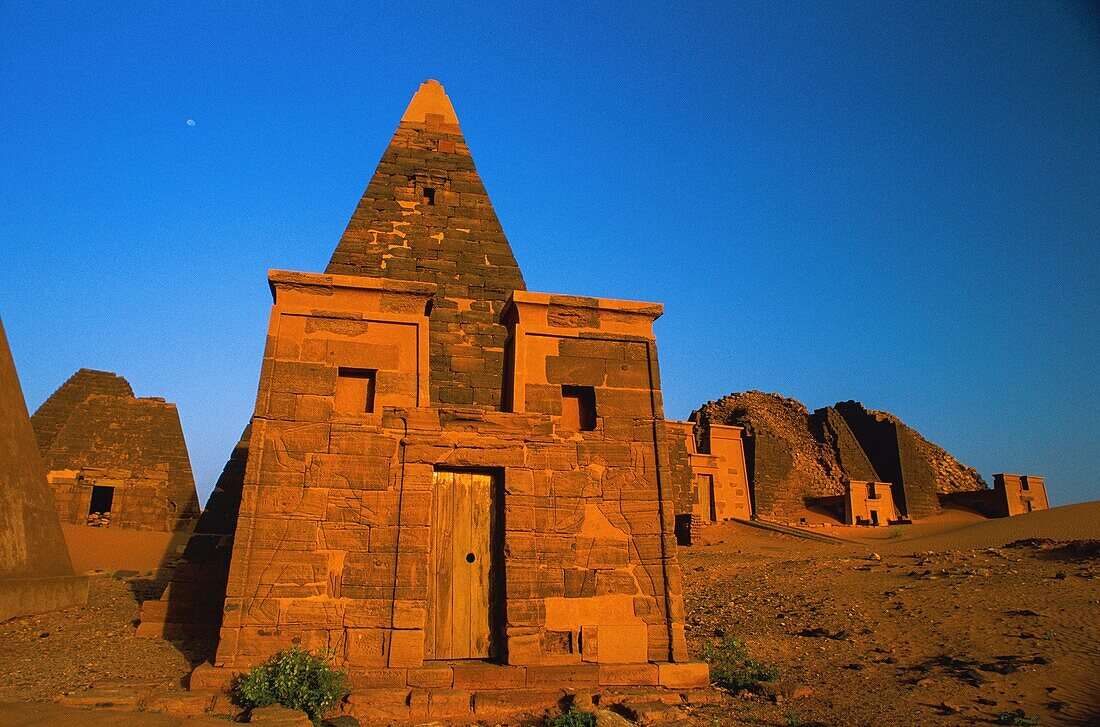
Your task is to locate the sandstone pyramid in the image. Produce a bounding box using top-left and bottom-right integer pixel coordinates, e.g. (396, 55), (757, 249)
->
(328, 79), (526, 409)
(0, 316), (88, 619)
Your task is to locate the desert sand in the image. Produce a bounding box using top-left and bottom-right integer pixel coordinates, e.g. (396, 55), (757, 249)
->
(0, 502), (1096, 725)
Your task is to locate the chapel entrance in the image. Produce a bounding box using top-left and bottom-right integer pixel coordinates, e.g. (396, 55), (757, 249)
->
(428, 469), (498, 659)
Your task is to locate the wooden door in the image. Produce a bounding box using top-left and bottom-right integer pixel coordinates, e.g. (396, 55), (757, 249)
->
(429, 470), (492, 659)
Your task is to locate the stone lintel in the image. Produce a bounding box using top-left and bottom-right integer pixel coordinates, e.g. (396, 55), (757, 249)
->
(504, 290), (663, 332)
(268, 269), (437, 304)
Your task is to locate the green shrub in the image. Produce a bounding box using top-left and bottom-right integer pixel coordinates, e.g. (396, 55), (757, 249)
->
(699, 636), (779, 693)
(996, 711), (1040, 726)
(546, 706), (596, 727)
(234, 647), (349, 724)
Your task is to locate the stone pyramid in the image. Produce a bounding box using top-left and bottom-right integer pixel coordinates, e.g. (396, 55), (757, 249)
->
(0, 316), (88, 619)
(327, 79), (526, 409)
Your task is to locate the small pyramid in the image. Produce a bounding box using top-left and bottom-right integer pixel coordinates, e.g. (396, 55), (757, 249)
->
(327, 79), (526, 408)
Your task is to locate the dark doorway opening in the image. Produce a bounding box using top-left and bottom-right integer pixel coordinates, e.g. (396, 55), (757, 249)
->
(89, 485), (114, 515)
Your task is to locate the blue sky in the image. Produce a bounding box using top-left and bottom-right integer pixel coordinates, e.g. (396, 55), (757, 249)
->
(1, 2), (1097, 506)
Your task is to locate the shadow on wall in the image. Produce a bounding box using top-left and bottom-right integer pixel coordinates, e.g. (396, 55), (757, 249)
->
(131, 424), (252, 668)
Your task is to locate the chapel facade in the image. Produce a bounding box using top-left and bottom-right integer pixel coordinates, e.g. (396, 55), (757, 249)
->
(210, 81), (705, 690)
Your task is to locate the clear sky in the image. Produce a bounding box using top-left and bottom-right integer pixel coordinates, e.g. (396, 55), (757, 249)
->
(2, 2), (1097, 506)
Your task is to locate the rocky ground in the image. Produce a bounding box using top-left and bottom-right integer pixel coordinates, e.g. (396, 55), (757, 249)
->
(0, 572), (215, 703)
(680, 514), (1100, 726)
(1, 507), (1097, 725)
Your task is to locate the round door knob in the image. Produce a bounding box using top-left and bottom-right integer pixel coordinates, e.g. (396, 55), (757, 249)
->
(466, 552), (476, 563)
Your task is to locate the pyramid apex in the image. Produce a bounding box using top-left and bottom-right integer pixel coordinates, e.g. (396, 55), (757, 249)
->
(401, 79), (460, 127)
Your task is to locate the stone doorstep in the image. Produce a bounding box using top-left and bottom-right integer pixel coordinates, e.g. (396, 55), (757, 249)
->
(189, 660), (707, 694)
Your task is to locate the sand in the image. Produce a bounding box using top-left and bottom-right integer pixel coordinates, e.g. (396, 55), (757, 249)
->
(0, 502), (1096, 725)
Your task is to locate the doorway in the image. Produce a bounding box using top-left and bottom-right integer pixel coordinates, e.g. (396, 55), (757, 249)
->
(429, 469), (501, 659)
(89, 485), (114, 515)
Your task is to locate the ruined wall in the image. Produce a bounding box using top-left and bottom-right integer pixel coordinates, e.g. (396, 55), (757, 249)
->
(812, 407), (879, 483)
(327, 79), (525, 409)
(695, 391), (987, 521)
(834, 401), (948, 520)
(694, 392), (844, 519)
(0, 317), (88, 619)
(844, 481), (899, 526)
(39, 393), (201, 532)
(993, 474), (1050, 517)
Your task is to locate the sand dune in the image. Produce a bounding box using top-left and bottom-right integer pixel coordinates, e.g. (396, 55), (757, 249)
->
(881, 500), (1100, 553)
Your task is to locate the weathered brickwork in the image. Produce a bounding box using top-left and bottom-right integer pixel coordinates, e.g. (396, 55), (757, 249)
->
(0, 317), (88, 619)
(695, 392), (988, 522)
(943, 473), (1050, 518)
(30, 368), (133, 451)
(668, 420), (751, 544)
(327, 80), (525, 410)
(33, 379), (201, 533)
(812, 407), (880, 484)
(832, 401), (941, 520)
(195, 81), (700, 691)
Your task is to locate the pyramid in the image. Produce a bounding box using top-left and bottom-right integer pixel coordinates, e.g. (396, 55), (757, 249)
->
(172, 81), (705, 717)
(32, 370), (201, 534)
(328, 79), (526, 409)
(0, 316), (88, 619)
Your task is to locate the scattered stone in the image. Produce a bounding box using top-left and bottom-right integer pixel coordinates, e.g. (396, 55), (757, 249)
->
(249, 703), (313, 725)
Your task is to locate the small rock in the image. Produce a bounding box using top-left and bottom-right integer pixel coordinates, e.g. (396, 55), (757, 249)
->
(249, 704), (313, 726)
(594, 709), (634, 727)
(322, 717), (360, 727)
(868, 553), (882, 561)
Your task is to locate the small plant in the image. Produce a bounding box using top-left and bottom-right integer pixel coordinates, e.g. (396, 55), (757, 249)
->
(996, 711), (1040, 726)
(234, 646), (349, 724)
(699, 635), (779, 693)
(546, 705), (596, 727)
(888, 527), (904, 539)
(786, 709), (805, 726)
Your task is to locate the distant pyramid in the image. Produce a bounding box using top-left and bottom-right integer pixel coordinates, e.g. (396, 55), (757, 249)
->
(327, 80), (526, 408)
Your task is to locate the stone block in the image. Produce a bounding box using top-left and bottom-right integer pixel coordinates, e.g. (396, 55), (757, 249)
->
(657, 661), (710, 689)
(526, 664), (599, 688)
(473, 688), (565, 718)
(599, 663), (660, 686)
(388, 628), (425, 667)
(347, 668), (408, 689)
(428, 688), (473, 718)
(407, 665), (453, 688)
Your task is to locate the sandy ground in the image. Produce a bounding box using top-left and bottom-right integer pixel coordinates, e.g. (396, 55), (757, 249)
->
(682, 502), (1100, 726)
(0, 502), (1096, 725)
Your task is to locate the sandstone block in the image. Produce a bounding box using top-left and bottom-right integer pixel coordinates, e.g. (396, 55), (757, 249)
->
(453, 662), (527, 689)
(657, 661), (710, 689)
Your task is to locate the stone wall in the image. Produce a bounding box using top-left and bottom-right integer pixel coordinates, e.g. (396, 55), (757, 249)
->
(0, 317), (88, 619)
(833, 402), (940, 520)
(214, 273), (690, 674)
